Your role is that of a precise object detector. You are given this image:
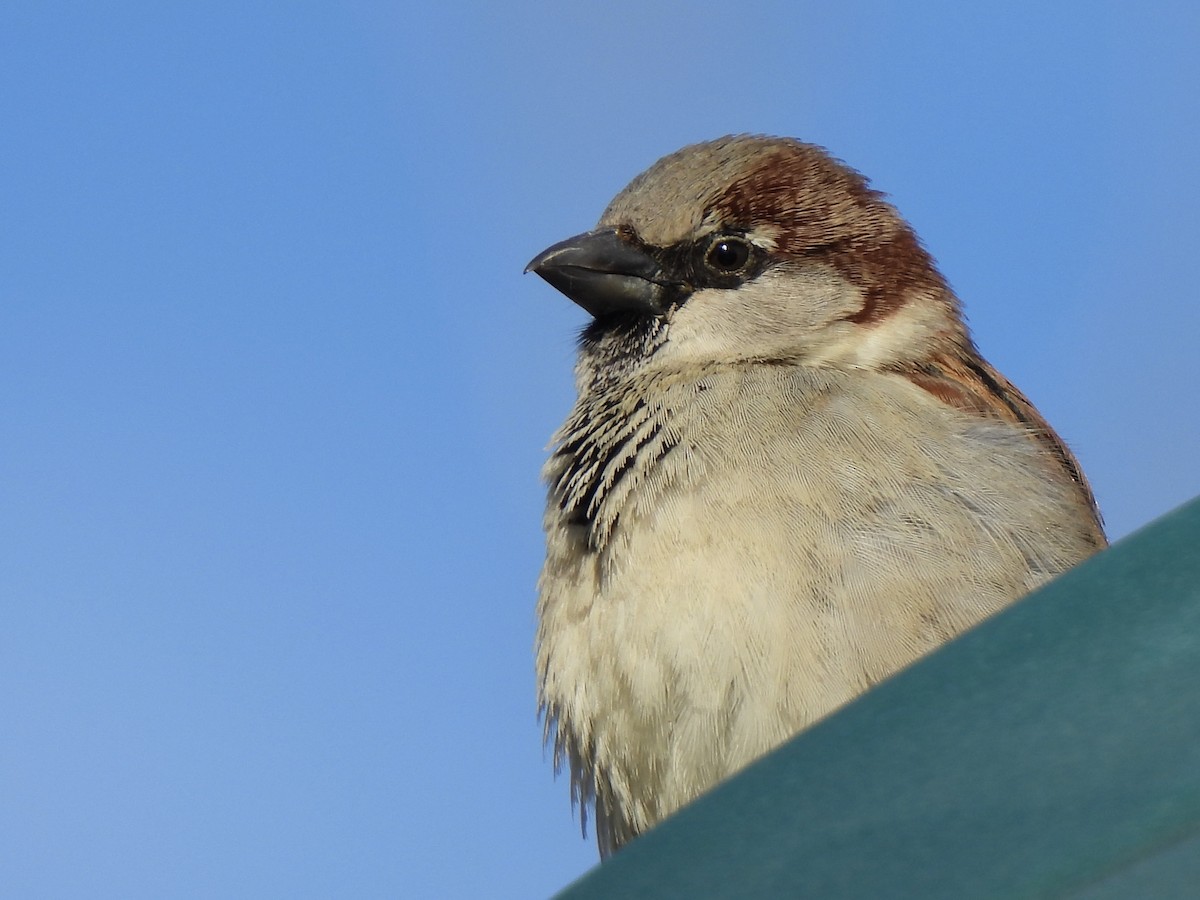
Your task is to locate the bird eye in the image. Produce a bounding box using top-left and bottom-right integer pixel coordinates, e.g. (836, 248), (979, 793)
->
(704, 236), (752, 273)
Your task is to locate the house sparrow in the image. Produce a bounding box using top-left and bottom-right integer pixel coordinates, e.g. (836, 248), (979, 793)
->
(526, 135), (1106, 857)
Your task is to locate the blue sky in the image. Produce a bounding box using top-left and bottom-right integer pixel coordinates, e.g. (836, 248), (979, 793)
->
(2, 2), (1197, 897)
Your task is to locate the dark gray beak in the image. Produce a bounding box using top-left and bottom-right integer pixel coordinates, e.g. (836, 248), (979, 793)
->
(525, 228), (673, 318)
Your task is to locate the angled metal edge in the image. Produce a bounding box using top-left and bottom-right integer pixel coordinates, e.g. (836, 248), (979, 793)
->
(556, 498), (1200, 899)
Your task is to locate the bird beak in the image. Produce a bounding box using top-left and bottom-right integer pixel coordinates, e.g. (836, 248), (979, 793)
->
(525, 228), (672, 318)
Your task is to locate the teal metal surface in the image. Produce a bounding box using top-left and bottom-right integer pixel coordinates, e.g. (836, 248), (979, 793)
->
(556, 498), (1200, 899)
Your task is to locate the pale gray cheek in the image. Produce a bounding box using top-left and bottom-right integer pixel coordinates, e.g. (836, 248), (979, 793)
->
(660, 274), (863, 364)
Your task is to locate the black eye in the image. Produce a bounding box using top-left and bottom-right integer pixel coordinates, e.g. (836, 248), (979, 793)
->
(705, 236), (752, 273)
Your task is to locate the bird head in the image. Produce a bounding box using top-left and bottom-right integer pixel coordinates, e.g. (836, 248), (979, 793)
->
(527, 135), (968, 379)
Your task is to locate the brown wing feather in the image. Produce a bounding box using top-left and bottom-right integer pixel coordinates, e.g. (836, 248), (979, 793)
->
(902, 352), (1106, 548)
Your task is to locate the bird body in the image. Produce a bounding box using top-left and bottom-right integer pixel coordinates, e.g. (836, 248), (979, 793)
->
(528, 136), (1105, 856)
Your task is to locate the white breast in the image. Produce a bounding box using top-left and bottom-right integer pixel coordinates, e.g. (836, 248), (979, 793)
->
(537, 363), (1098, 851)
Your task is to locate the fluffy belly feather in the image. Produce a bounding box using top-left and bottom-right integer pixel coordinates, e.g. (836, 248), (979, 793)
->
(537, 365), (1099, 853)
